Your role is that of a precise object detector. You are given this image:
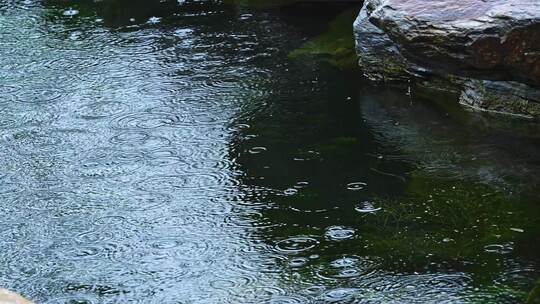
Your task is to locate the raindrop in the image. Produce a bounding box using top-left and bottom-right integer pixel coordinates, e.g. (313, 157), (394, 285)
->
(355, 201), (381, 213)
(239, 14), (253, 20)
(330, 257), (357, 268)
(275, 237), (319, 254)
(318, 288), (358, 303)
(484, 243), (513, 254)
(248, 146), (267, 154)
(147, 16), (162, 24)
(283, 188), (298, 196)
(325, 226), (356, 241)
(293, 181), (309, 189)
(63, 8), (79, 16)
(346, 182), (367, 191)
(289, 257), (309, 268)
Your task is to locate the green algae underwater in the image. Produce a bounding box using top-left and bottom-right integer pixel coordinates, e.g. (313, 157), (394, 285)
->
(229, 4), (540, 295)
(233, 69), (540, 301)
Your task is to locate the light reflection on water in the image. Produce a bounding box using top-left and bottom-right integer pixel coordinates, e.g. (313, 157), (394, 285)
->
(0, 1), (539, 303)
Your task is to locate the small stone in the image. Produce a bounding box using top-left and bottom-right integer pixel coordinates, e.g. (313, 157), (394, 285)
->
(0, 289), (33, 304)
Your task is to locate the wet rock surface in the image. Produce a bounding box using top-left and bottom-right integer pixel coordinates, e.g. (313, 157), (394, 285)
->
(353, 0), (412, 81)
(460, 80), (540, 118)
(354, 0), (540, 118)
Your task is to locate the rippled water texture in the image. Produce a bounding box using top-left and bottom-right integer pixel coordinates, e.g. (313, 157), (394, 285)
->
(1, 1), (540, 303)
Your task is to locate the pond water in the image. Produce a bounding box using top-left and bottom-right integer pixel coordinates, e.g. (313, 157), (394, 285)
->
(1, 1), (540, 303)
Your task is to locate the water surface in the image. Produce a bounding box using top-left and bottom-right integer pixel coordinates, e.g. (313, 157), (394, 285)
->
(1, 1), (540, 303)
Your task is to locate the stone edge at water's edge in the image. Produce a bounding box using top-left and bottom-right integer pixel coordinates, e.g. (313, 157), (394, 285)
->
(0, 289), (33, 304)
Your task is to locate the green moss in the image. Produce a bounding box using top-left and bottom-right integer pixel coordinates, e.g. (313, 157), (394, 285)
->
(288, 8), (359, 70)
(357, 171), (540, 270)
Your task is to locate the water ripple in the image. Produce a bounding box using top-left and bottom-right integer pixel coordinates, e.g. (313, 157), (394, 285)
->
(324, 226), (356, 241)
(0, 2), (537, 304)
(6, 130), (66, 156)
(70, 148), (144, 179)
(317, 256), (379, 280)
(111, 111), (184, 130)
(75, 100), (130, 119)
(275, 236), (320, 254)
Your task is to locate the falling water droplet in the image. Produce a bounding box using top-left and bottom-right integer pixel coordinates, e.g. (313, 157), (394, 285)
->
(346, 182), (367, 191)
(355, 201), (381, 213)
(63, 8), (79, 17)
(147, 16), (162, 24)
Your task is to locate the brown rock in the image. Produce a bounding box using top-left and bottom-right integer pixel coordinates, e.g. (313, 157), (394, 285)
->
(354, 0), (540, 118)
(369, 0), (540, 85)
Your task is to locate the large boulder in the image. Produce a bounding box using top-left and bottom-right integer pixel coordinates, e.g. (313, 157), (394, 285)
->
(354, 0), (540, 118)
(353, 0), (412, 81)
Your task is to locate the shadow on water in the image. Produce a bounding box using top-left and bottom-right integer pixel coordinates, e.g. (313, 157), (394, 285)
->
(230, 62), (540, 301)
(1, 0), (540, 303)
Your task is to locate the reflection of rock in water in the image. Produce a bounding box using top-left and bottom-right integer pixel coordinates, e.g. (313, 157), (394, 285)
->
(230, 63), (540, 302)
(358, 84), (540, 194)
(288, 7), (359, 70)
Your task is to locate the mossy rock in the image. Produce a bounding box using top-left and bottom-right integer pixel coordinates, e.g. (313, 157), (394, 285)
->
(288, 7), (359, 69)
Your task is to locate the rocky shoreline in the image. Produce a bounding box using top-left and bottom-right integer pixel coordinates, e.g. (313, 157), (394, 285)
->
(353, 0), (540, 119)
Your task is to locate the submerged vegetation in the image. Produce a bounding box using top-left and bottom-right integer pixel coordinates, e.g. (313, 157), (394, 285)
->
(232, 60), (540, 301)
(529, 280), (540, 304)
(288, 8), (359, 69)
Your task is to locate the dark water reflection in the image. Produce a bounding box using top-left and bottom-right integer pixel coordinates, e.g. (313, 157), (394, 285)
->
(1, 1), (539, 303)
